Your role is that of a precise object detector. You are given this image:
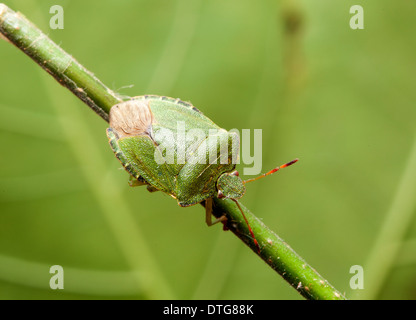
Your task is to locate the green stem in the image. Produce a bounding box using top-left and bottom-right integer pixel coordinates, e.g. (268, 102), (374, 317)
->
(0, 3), (346, 300)
(0, 3), (122, 120)
(212, 198), (345, 300)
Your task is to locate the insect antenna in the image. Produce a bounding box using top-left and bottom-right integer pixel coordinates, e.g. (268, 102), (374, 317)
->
(231, 199), (261, 254)
(243, 158), (299, 184)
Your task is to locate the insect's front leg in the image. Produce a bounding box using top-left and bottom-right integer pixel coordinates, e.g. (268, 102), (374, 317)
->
(128, 175), (147, 187)
(128, 175), (159, 194)
(146, 185), (159, 193)
(205, 198), (227, 227)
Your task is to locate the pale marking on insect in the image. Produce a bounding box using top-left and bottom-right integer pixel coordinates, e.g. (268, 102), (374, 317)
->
(109, 99), (154, 139)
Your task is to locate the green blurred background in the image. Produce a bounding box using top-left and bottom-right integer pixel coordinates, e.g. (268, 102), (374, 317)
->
(0, 0), (415, 300)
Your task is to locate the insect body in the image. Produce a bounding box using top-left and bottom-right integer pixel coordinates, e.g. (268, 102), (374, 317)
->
(107, 95), (297, 252)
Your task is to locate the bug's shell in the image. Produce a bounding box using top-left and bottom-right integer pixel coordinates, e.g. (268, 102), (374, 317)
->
(107, 95), (242, 207)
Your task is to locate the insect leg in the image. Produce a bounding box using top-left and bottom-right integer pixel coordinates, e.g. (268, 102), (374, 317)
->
(205, 198), (227, 226)
(232, 199), (260, 254)
(146, 185), (159, 193)
(128, 175), (147, 187)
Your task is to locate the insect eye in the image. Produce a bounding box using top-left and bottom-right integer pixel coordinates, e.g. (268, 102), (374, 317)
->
(231, 171), (239, 176)
(217, 190), (225, 199)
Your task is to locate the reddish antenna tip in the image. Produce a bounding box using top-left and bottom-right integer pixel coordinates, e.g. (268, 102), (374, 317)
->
(243, 158), (299, 184)
(280, 158), (299, 169)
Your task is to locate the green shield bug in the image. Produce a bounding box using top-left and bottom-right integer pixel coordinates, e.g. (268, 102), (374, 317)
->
(106, 95), (298, 252)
